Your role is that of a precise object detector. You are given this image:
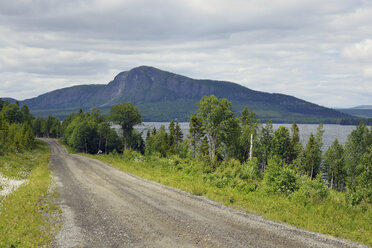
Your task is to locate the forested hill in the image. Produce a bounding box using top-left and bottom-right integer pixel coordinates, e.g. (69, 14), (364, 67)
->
(18, 66), (350, 123)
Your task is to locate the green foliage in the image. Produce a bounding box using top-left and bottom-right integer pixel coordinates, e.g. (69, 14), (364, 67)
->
(263, 157), (299, 196)
(196, 95), (236, 161)
(347, 146), (372, 205)
(109, 102), (143, 150)
(0, 100), (36, 153)
(293, 174), (329, 203)
(323, 139), (346, 191)
(146, 125), (168, 157)
(290, 122), (303, 162)
(237, 107), (260, 163)
(344, 123), (372, 189)
(300, 133), (322, 179)
(203, 158), (261, 192)
(145, 122), (184, 157)
(189, 113), (205, 158)
(256, 120), (274, 169)
(271, 126), (292, 163)
(63, 108), (121, 154)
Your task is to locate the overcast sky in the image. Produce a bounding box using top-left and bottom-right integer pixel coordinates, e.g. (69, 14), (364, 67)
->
(1, 0), (372, 108)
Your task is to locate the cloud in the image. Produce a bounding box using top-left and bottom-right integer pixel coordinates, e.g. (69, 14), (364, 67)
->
(0, 0), (372, 108)
(343, 39), (372, 60)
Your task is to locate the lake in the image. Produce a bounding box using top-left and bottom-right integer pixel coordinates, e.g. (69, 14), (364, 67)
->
(133, 122), (358, 150)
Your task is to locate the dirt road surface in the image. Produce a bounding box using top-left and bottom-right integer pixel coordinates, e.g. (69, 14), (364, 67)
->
(44, 139), (365, 248)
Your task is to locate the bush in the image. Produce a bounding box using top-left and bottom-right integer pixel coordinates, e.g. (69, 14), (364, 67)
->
(203, 158), (261, 192)
(123, 149), (143, 162)
(293, 174), (329, 202)
(242, 158), (262, 180)
(263, 157), (299, 196)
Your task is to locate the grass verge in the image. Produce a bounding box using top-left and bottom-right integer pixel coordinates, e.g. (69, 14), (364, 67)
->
(0, 140), (60, 247)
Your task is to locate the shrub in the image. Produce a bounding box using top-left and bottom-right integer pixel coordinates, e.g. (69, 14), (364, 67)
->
(263, 157), (299, 196)
(123, 149), (143, 162)
(293, 174), (329, 202)
(241, 158), (262, 180)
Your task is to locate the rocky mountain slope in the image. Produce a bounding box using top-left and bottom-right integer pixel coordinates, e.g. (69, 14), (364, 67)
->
(16, 66), (350, 122)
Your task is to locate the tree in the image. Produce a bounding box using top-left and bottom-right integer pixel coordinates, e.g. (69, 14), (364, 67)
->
(221, 116), (240, 160)
(63, 109), (120, 154)
(271, 126), (292, 163)
(257, 120), (274, 170)
(174, 121), (183, 144)
(127, 129), (145, 154)
(240, 107), (257, 127)
(98, 122), (110, 152)
(358, 147), (372, 203)
(196, 95), (235, 162)
(20, 105), (33, 124)
(347, 147), (372, 205)
(146, 125), (169, 157)
(189, 114), (204, 158)
(301, 133), (322, 179)
(22, 122), (35, 149)
(109, 102), (143, 150)
(290, 122), (302, 163)
(238, 107), (259, 163)
(32, 117), (44, 137)
(315, 123), (325, 150)
(344, 123), (372, 188)
(168, 120), (176, 149)
(323, 139), (346, 190)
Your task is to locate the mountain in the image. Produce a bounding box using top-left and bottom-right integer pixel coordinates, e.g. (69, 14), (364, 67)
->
(350, 105), (372, 110)
(337, 105), (372, 118)
(19, 66), (351, 123)
(0, 97), (17, 103)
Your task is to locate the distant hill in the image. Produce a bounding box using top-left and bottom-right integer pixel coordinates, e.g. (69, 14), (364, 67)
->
(350, 105), (372, 110)
(337, 105), (372, 118)
(0, 97), (17, 103)
(18, 66), (351, 123)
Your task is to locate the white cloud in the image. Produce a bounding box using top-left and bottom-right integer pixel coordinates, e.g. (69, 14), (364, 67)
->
(343, 39), (372, 60)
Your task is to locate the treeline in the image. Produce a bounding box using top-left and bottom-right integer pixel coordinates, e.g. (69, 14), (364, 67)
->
(62, 108), (121, 154)
(3, 95), (371, 206)
(340, 117), (372, 126)
(51, 95), (372, 206)
(106, 95), (370, 206)
(58, 95), (371, 206)
(0, 99), (34, 153)
(182, 95), (371, 205)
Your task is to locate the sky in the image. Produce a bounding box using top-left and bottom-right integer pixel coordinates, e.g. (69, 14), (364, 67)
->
(0, 0), (372, 108)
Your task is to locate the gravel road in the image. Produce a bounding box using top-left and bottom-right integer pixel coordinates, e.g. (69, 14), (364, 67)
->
(44, 139), (366, 248)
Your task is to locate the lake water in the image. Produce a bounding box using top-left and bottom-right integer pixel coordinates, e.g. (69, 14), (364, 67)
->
(133, 122), (358, 150)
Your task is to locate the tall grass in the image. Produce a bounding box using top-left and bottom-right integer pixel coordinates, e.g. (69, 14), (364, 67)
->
(0, 140), (60, 247)
(81, 150), (372, 246)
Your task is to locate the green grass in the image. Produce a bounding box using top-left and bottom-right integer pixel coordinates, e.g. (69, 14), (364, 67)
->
(79, 151), (372, 246)
(0, 140), (60, 247)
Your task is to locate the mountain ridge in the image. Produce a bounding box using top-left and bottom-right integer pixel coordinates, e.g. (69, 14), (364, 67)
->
(337, 105), (372, 118)
(9, 65), (351, 123)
